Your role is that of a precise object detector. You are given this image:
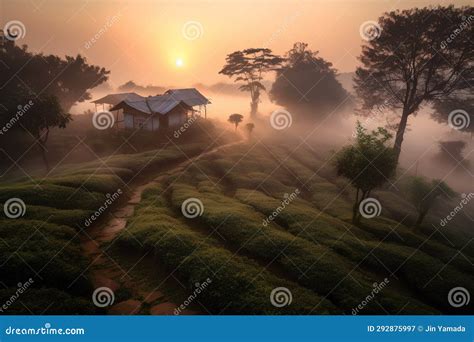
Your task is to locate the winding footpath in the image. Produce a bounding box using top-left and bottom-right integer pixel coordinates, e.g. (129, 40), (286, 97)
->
(80, 141), (242, 314)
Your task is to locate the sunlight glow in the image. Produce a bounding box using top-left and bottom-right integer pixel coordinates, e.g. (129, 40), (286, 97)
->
(175, 58), (184, 67)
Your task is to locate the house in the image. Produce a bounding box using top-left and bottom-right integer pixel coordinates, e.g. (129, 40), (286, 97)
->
(92, 88), (210, 131)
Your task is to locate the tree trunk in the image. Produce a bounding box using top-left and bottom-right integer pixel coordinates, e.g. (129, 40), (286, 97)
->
(393, 109), (410, 163)
(36, 129), (50, 172)
(38, 141), (50, 171)
(415, 210), (427, 227)
(352, 188), (360, 224)
(250, 101), (258, 118)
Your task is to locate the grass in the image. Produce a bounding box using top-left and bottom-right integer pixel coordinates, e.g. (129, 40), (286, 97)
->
(0, 134), (227, 314)
(1, 135), (472, 314)
(117, 140), (472, 314)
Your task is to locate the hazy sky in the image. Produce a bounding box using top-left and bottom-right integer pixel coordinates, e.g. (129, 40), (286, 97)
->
(1, 0), (471, 88)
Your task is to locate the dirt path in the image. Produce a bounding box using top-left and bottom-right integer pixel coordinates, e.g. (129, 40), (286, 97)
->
(80, 141), (242, 315)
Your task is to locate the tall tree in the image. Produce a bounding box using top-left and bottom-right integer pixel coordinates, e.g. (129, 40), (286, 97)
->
(335, 122), (397, 224)
(270, 42), (348, 118)
(354, 6), (474, 162)
(219, 48), (284, 117)
(0, 39), (109, 111)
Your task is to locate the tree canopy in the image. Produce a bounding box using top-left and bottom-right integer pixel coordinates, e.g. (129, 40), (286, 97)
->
(405, 176), (455, 226)
(228, 113), (244, 131)
(354, 6), (474, 162)
(219, 48), (284, 117)
(0, 39), (109, 112)
(335, 122), (397, 223)
(270, 42), (349, 118)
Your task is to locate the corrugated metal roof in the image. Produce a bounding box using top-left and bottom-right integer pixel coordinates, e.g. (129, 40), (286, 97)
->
(165, 88), (211, 106)
(92, 92), (144, 105)
(111, 94), (190, 115)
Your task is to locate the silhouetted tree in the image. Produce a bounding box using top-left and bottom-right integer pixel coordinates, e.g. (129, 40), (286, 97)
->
(228, 114), (244, 131)
(335, 122), (397, 224)
(219, 48), (284, 117)
(354, 6), (474, 162)
(432, 98), (473, 134)
(270, 42), (348, 118)
(245, 122), (255, 138)
(0, 39), (109, 111)
(406, 177), (455, 227)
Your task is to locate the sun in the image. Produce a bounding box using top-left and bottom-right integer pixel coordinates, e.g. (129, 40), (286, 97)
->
(175, 58), (184, 67)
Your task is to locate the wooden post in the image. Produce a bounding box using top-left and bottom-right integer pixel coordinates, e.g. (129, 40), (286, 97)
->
(204, 105), (207, 119)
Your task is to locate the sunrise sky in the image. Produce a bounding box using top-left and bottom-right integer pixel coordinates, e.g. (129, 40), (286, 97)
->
(1, 0), (471, 89)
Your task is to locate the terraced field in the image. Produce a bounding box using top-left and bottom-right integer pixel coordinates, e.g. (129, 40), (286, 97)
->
(0, 140), (221, 314)
(117, 139), (473, 314)
(1, 135), (472, 315)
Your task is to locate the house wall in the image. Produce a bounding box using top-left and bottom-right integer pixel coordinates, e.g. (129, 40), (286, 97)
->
(123, 112), (160, 131)
(167, 109), (187, 127)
